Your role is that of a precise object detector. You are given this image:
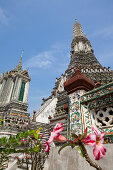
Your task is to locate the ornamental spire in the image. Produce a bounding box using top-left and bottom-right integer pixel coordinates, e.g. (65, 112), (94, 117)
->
(18, 56), (22, 67)
(73, 19), (83, 39)
(18, 49), (24, 67)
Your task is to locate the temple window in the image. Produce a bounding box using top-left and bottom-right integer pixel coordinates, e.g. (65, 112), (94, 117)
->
(18, 81), (25, 101)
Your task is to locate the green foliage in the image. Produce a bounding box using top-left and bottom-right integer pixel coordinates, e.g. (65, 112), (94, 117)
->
(0, 119), (3, 125)
(0, 137), (7, 146)
(39, 127), (43, 130)
(0, 127), (43, 169)
(32, 145), (39, 152)
(77, 146), (85, 157)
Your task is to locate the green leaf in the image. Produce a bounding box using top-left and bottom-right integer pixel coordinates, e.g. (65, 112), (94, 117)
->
(36, 130), (40, 134)
(39, 127), (43, 130)
(77, 146), (84, 157)
(58, 142), (76, 154)
(28, 130), (35, 135)
(32, 145), (39, 152)
(33, 132), (40, 139)
(72, 133), (78, 139)
(0, 119), (4, 121)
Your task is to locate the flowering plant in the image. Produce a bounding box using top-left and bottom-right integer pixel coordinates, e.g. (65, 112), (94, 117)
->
(45, 123), (106, 170)
(0, 128), (46, 170)
(85, 127), (106, 160)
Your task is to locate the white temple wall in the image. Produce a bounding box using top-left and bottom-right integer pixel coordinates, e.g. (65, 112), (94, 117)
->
(23, 81), (30, 103)
(44, 144), (113, 170)
(5, 78), (14, 104)
(7, 79), (14, 103)
(0, 79), (6, 104)
(36, 97), (57, 123)
(0, 83), (2, 92)
(11, 77), (19, 101)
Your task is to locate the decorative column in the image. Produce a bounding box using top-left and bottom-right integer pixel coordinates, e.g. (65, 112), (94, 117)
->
(23, 81), (30, 103)
(0, 79), (9, 104)
(6, 78), (14, 103)
(11, 77), (18, 101)
(11, 77), (22, 101)
(0, 79), (6, 100)
(64, 69), (95, 135)
(2, 78), (13, 104)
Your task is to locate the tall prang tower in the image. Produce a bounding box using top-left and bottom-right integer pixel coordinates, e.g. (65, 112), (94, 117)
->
(49, 20), (113, 136)
(67, 19), (113, 83)
(0, 57), (31, 136)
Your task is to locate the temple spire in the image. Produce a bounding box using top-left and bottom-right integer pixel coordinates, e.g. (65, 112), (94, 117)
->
(73, 19), (83, 39)
(18, 49), (24, 67)
(18, 56), (22, 67)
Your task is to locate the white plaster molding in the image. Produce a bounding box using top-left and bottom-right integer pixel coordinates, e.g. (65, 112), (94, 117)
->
(23, 81), (30, 103)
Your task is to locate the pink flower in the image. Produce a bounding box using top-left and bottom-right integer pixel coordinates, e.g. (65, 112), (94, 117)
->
(45, 123), (66, 152)
(45, 142), (50, 152)
(84, 127), (87, 134)
(53, 123), (64, 134)
(85, 126), (106, 160)
(20, 139), (25, 143)
(54, 135), (67, 142)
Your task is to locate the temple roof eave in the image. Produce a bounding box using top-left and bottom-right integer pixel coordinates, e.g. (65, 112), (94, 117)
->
(64, 68), (95, 94)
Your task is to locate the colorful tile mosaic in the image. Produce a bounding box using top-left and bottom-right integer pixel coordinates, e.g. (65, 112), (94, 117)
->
(69, 90), (93, 135)
(68, 88), (113, 136)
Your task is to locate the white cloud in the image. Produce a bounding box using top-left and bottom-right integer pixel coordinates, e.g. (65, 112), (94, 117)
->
(90, 26), (113, 39)
(23, 50), (55, 69)
(0, 8), (8, 25)
(23, 43), (70, 70)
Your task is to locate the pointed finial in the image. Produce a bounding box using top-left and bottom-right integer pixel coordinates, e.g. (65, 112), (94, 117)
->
(0, 73), (2, 79)
(18, 48), (24, 67)
(73, 19), (83, 39)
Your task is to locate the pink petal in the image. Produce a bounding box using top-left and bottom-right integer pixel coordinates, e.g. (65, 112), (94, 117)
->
(91, 127), (100, 135)
(47, 132), (59, 144)
(54, 123), (63, 129)
(45, 142), (50, 152)
(53, 123), (63, 134)
(54, 135), (67, 142)
(99, 144), (106, 155)
(93, 145), (106, 160)
(84, 127), (87, 134)
(100, 132), (105, 141)
(85, 134), (96, 146)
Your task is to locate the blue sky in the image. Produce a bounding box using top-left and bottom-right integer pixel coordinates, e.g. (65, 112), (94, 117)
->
(0, 0), (113, 115)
